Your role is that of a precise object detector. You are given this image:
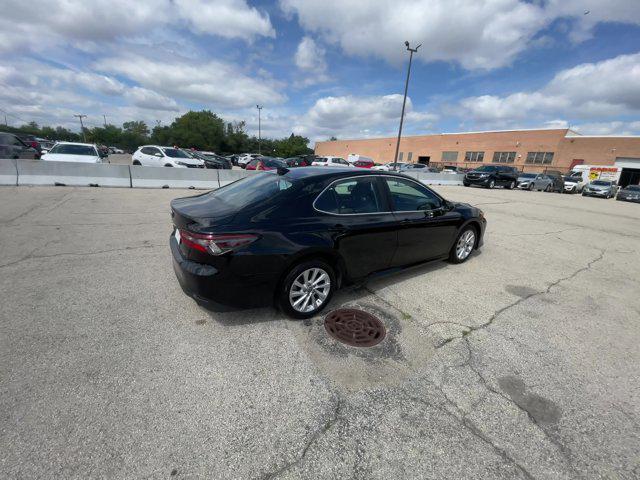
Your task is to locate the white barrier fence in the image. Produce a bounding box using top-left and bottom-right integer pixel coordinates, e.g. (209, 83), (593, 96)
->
(0, 159), (465, 190)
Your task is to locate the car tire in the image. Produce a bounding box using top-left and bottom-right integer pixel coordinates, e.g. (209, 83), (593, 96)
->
(463, 182), (470, 187)
(449, 226), (476, 264)
(507, 180), (515, 190)
(545, 184), (551, 192)
(278, 260), (336, 319)
(165, 164), (173, 167)
(132, 160), (141, 165)
(487, 179), (495, 189)
(529, 183), (534, 191)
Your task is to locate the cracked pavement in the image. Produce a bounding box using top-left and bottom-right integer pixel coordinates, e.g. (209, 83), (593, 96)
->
(1, 185), (639, 479)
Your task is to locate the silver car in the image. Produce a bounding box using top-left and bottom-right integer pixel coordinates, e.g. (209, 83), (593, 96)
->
(582, 180), (618, 199)
(517, 173), (554, 191)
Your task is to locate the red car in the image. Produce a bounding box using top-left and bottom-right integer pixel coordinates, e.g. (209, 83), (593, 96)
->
(353, 160), (374, 168)
(245, 157), (288, 171)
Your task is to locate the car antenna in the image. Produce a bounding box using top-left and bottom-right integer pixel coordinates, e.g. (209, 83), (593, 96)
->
(276, 167), (289, 175)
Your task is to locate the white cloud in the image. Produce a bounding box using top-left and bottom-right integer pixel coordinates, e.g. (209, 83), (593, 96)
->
(0, 0), (274, 54)
(294, 37), (328, 85)
(174, 0), (274, 40)
(571, 121), (640, 136)
(280, 0), (640, 70)
(0, 60), (181, 129)
(292, 94), (437, 141)
(125, 87), (180, 111)
(95, 54), (286, 109)
(459, 53), (640, 126)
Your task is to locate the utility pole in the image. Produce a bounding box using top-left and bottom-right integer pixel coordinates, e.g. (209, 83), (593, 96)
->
(256, 105), (263, 154)
(393, 41), (421, 171)
(74, 114), (87, 142)
(103, 115), (107, 127)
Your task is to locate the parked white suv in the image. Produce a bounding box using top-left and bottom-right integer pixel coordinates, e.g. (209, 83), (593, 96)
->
(311, 156), (354, 168)
(41, 142), (107, 163)
(132, 145), (204, 168)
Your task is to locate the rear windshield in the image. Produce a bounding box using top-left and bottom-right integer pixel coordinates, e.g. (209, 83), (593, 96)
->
(49, 144), (96, 156)
(624, 185), (640, 191)
(207, 173), (293, 210)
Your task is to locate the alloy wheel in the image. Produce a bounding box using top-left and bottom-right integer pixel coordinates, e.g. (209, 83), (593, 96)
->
(456, 230), (475, 261)
(289, 267), (331, 314)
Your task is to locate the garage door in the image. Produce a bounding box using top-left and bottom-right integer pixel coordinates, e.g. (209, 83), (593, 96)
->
(615, 157), (640, 169)
(616, 157), (640, 187)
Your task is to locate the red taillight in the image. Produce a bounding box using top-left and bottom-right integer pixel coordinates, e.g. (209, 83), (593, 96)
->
(178, 229), (258, 255)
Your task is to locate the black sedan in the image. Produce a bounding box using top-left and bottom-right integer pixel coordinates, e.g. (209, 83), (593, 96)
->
(170, 168), (486, 318)
(616, 184), (640, 203)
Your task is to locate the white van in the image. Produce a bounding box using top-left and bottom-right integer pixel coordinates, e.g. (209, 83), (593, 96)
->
(570, 165), (621, 183)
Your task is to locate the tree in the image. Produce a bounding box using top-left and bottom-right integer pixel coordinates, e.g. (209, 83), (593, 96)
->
(166, 110), (225, 151)
(122, 121), (149, 137)
(273, 134), (313, 158)
(329, 136), (338, 141)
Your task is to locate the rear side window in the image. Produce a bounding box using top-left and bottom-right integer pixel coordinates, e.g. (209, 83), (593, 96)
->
(315, 177), (384, 214)
(141, 147), (160, 155)
(384, 177), (442, 211)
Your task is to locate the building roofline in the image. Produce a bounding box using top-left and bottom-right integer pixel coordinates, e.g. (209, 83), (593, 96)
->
(317, 127), (572, 143)
(565, 134), (640, 139)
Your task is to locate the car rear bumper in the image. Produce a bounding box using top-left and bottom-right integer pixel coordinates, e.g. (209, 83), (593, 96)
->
(170, 235), (278, 308)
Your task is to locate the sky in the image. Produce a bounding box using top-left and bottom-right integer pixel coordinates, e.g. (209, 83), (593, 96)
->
(1, 0), (640, 143)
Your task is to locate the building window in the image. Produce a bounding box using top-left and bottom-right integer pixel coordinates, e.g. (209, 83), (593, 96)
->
(407, 152), (413, 162)
(465, 151), (484, 162)
(398, 152), (404, 161)
(441, 151), (458, 162)
(526, 152), (554, 164)
(492, 151), (516, 163)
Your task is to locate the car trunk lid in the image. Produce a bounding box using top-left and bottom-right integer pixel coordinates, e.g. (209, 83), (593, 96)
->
(170, 193), (238, 230)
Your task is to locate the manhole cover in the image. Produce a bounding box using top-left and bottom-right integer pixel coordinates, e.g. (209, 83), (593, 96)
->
(324, 308), (386, 347)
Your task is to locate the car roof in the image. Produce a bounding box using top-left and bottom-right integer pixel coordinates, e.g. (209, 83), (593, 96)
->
(282, 167), (410, 182)
(54, 141), (97, 147)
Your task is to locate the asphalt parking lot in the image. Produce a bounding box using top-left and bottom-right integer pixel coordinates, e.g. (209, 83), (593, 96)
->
(1, 185), (639, 479)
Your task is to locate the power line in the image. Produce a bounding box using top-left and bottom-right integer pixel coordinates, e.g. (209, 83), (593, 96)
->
(0, 107), (31, 125)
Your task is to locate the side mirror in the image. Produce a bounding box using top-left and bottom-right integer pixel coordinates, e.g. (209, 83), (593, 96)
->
(154, 152), (163, 157)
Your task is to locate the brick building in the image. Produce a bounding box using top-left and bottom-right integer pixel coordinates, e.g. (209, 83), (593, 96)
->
(314, 128), (640, 186)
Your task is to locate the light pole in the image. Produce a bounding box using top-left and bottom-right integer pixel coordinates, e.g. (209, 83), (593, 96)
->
(74, 114), (87, 142)
(393, 41), (421, 171)
(256, 105), (263, 154)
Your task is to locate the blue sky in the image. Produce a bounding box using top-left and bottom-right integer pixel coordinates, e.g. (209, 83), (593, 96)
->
(1, 0), (639, 142)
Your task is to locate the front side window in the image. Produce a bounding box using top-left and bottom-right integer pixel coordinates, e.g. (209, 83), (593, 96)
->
(384, 177), (442, 211)
(315, 177), (384, 214)
(163, 148), (190, 158)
